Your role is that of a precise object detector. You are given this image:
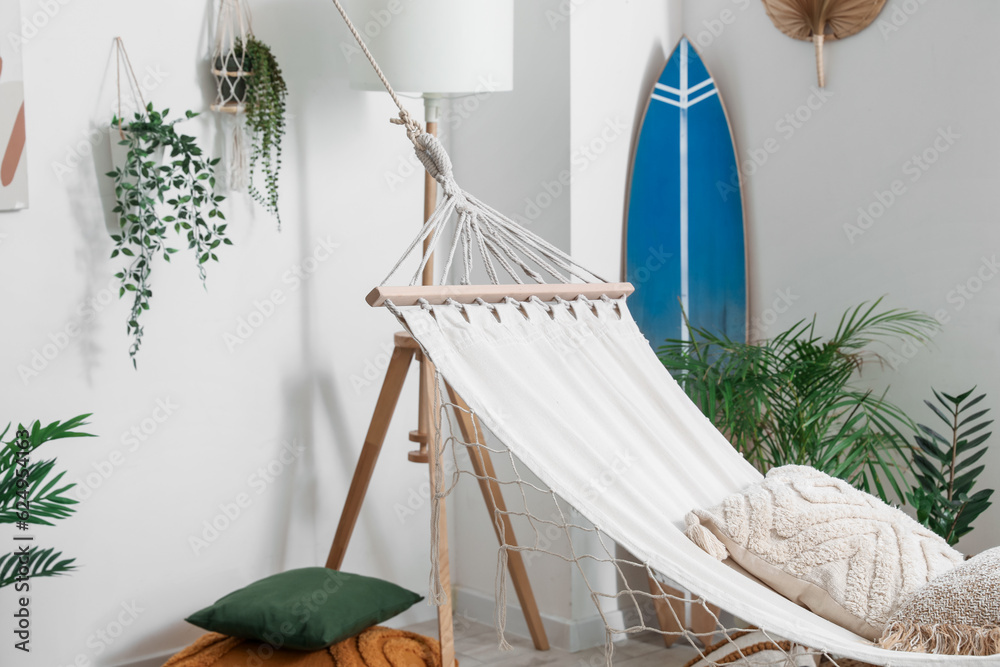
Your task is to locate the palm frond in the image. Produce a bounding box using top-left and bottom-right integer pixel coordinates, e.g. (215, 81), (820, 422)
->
(658, 300), (933, 504)
(0, 547), (76, 589)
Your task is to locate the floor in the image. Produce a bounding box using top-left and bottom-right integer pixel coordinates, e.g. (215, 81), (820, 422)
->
(404, 618), (701, 667)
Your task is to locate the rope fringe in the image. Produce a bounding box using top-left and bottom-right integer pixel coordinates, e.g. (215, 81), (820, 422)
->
(880, 622), (1000, 656)
(685, 513), (730, 561)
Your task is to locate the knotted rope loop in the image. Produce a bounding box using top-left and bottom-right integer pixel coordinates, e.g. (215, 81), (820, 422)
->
(529, 296), (554, 313)
(414, 132), (463, 200)
(473, 297), (497, 312)
(389, 110), (422, 143)
(330, 0), (423, 148)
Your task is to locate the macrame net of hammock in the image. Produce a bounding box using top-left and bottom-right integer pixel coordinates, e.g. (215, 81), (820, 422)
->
(427, 386), (832, 667)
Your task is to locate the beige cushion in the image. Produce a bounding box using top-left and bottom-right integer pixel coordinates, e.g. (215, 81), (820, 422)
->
(685, 466), (964, 640)
(880, 547), (1000, 655)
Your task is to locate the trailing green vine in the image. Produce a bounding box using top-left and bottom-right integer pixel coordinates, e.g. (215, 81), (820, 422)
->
(240, 35), (287, 229)
(108, 104), (230, 366)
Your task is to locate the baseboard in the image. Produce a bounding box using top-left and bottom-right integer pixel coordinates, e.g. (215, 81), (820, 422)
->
(453, 585), (622, 652)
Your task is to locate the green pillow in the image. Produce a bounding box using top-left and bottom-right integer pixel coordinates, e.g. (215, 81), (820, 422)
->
(185, 567), (423, 650)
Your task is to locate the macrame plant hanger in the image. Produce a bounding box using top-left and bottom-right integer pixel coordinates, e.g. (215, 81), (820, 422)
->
(109, 37), (160, 229)
(211, 0), (253, 190)
(323, 2), (632, 667)
(113, 37), (148, 139)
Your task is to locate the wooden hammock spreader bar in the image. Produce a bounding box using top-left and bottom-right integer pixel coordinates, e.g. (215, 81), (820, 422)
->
(367, 282), (635, 308)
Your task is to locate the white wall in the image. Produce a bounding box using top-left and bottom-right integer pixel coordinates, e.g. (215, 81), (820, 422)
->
(0, 1), (448, 665)
(681, 0), (1000, 555)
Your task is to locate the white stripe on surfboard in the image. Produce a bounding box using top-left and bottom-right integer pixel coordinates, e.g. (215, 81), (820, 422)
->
(687, 77), (714, 95)
(655, 82), (682, 96)
(687, 88), (719, 107)
(651, 84), (717, 110)
(651, 94), (683, 108)
(655, 77), (713, 97)
(680, 39), (689, 343)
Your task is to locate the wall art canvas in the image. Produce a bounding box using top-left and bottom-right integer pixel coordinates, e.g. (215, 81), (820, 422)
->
(0, 2), (28, 211)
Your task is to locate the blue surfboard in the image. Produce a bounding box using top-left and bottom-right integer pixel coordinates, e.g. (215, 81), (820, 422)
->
(624, 36), (747, 348)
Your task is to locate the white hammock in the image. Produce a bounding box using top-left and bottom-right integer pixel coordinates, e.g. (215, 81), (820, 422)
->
(326, 1), (999, 664)
(391, 295), (998, 667)
(368, 130), (1000, 665)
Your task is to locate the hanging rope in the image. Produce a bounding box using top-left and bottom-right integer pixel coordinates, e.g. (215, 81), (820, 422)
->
(114, 37), (148, 139)
(329, 0), (609, 289)
(212, 0), (253, 112)
(329, 0), (422, 143)
(212, 0), (254, 189)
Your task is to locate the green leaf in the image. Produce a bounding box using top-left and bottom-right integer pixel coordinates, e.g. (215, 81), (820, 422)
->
(923, 400), (954, 429)
(0, 547), (76, 589)
(913, 453), (945, 485)
(958, 420), (992, 440)
(958, 432), (991, 454)
(959, 409), (989, 427)
(918, 423), (948, 445)
(955, 447), (989, 473)
(958, 393), (987, 413)
(914, 434), (945, 460)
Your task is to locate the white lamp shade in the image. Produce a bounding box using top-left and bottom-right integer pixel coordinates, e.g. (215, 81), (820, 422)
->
(345, 0), (513, 95)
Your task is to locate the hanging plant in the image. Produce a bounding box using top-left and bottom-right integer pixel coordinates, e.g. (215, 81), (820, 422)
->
(211, 0), (253, 190)
(239, 34), (287, 229)
(210, 0), (287, 229)
(108, 104), (230, 366)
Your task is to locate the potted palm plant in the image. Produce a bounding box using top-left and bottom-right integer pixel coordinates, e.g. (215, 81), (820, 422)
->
(0, 415), (93, 588)
(658, 299), (939, 503)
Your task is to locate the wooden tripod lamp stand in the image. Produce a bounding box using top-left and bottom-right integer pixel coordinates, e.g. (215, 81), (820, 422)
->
(331, 5), (544, 665)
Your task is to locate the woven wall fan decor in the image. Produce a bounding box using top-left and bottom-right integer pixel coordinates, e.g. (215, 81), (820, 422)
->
(761, 0), (887, 87)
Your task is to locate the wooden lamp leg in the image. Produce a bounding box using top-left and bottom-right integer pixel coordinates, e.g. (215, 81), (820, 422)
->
(424, 358), (456, 667)
(326, 345), (415, 570)
(419, 103), (457, 666)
